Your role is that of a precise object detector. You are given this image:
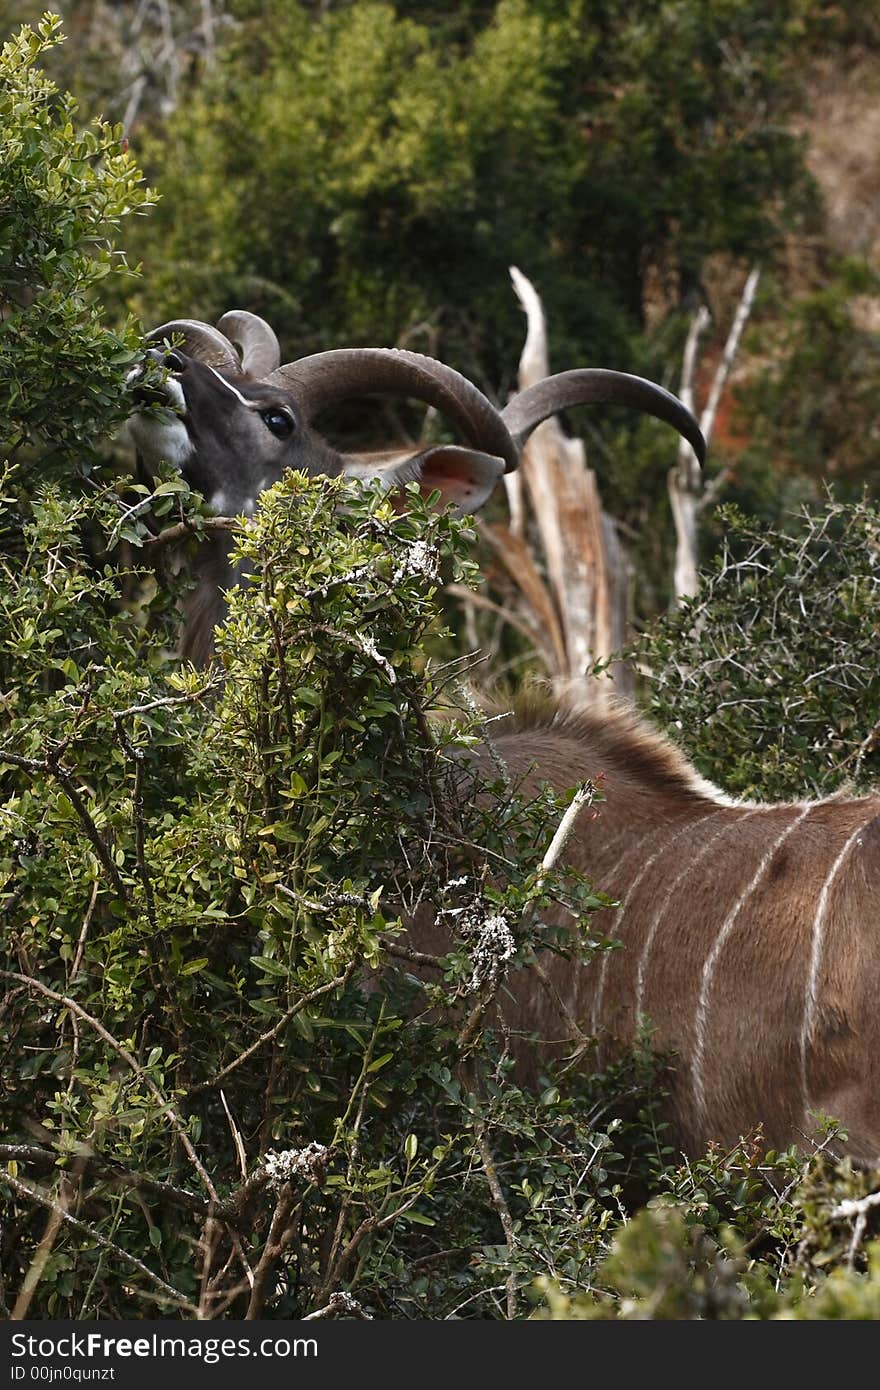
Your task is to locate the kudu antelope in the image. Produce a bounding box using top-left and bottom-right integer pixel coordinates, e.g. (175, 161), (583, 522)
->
(126, 310), (880, 1163)
(126, 308), (703, 663)
(455, 695), (880, 1163)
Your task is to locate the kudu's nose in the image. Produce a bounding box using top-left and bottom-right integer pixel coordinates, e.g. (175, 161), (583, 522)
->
(130, 346), (189, 407)
(143, 346), (187, 373)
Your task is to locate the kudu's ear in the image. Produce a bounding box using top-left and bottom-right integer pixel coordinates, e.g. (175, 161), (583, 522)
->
(342, 445), (504, 516)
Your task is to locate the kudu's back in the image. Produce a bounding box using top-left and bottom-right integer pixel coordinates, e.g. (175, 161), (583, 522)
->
(472, 700), (880, 1162)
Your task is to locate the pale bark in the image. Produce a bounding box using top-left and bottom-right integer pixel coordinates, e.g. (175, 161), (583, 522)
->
(669, 268), (760, 602)
(483, 267), (631, 701)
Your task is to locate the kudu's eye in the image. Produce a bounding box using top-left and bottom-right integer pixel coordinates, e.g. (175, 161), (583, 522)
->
(164, 350), (186, 372)
(261, 408), (295, 439)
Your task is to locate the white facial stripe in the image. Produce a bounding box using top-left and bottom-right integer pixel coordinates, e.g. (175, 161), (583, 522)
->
(692, 803), (813, 1125)
(800, 816), (872, 1113)
(207, 365), (262, 409)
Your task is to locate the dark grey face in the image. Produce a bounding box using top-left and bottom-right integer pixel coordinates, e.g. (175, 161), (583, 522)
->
(127, 348), (341, 516)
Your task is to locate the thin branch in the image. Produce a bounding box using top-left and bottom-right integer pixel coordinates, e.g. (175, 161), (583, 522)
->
(244, 1187), (297, 1319)
(68, 880), (99, 983)
(699, 266), (761, 453)
(675, 304), (712, 484)
(186, 964), (356, 1096)
(0, 751), (127, 901)
(459, 785), (594, 1053)
(141, 515), (241, 553)
(830, 1191), (880, 1221)
(113, 684), (221, 718)
(534, 783), (595, 889)
(220, 1090), (248, 1184)
(474, 1116), (518, 1319)
(315, 1189), (424, 1304)
(529, 956), (591, 1060)
(1, 971), (218, 1202)
(4, 1170), (197, 1315)
(11, 1166), (80, 1319)
(380, 939), (444, 969)
(0, 1145), (230, 1221)
(317, 1010), (386, 1304)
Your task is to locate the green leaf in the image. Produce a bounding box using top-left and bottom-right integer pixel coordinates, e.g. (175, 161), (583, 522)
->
(250, 955), (288, 977)
(366, 1051), (393, 1073)
(180, 957), (209, 976)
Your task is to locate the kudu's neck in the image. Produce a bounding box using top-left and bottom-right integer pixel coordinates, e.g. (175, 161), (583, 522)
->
(177, 531), (238, 668)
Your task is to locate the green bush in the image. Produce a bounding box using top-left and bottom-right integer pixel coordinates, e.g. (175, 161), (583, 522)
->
(633, 498), (880, 799)
(128, 0), (817, 380)
(1, 460), (629, 1318)
(0, 12), (151, 472)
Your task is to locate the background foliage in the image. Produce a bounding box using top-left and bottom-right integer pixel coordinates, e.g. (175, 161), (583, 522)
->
(2, 10), (880, 1321)
(636, 498), (880, 800)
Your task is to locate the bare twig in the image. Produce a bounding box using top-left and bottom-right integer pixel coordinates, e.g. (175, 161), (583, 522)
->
(68, 880), (99, 983)
(5, 1171), (196, 1315)
(187, 964), (356, 1096)
(474, 1116), (518, 1319)
(830, 1190), (880, 1221)
(11, 1166), (81, 1320)
(458, 784), (594, 1053)
(534, 782), (595, 888)
(220, 1091), (248, 1183)
(669, 267), (760, 601)
(699, 267), (761, 461)
(1, 971), (218, 1202)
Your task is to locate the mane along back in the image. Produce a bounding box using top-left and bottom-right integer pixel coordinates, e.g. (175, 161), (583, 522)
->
(488, 690), (742, 809)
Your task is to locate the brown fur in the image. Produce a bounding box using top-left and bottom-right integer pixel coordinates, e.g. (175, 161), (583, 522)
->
(442, 693), (880, 1161)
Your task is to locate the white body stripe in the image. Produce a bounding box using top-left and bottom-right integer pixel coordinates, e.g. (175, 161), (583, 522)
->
(692, 803), (813, 1124)
(635, 808), (765, 1020)
(800, 818), (870, 1110)
(590, 816), (712, 1035)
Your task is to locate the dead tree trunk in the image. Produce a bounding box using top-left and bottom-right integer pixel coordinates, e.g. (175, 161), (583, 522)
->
(507, 267), (633, 699)
(449, 268), (633, 702)
(668, 267), (760, 603)
(453, 271), (631, 706)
